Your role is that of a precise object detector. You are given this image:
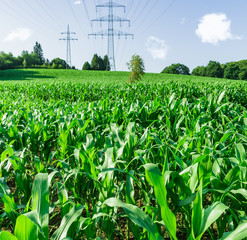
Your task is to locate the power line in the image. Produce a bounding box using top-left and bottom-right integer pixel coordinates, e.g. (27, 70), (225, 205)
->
(1, 1), (33, 26)
(125, 0), (135, 18)
(36, 0), (64, 30)
(22, 0), (60, 32)
(1, 0), (58, 37)
(83, 0), (92, 27)
(82, 0), (97, 59)
(137, 0), (178, 35)
(131, 0), (151, 25)
(132, 0), (159, 27)
(59, 25), (78, 68)
(66, 0), (86, 36)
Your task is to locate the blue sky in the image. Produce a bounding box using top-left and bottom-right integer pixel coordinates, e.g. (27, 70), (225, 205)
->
(0, 0), (246, 73)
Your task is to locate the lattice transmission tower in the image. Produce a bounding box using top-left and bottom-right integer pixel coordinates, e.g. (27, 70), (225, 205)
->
(89, 0), (133, 71)
(59, 24), (78, 68)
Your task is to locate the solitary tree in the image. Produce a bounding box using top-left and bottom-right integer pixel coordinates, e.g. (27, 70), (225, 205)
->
(33, 42), (45, 65)
(126, 55), (145, 83)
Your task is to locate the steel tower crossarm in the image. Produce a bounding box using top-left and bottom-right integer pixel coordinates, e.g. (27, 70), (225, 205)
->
(91, 15), (131, 27)
(96, 1), (125, 11)
(89, 30), (134, 39)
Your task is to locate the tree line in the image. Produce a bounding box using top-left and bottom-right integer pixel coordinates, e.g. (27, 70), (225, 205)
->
(0, 42), (112, 71)
(162, 60), (247, 80)
(0, 42), (73, 70)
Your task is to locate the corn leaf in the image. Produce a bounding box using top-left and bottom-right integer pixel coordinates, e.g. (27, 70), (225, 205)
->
(31, 173), (49, 240)
(219, 222), (247, 240)
(0, 178), (18, 226)
(198, 202), (228, 239)
(14, 214), (39, 240)
(191, 181), (203, 239)
(104, 197), (163, 240)
(51, 204), (84, 240)
(144, 163), (177, 240)
(0, 231), (18, 240)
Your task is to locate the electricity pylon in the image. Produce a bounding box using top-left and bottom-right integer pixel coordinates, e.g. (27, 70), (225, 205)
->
(89, 0), (133, 71)
(59, 24), (78, 68)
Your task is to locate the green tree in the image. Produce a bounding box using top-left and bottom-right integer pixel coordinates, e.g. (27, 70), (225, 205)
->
(51, 63), (58, 69)
(33, 42), (45, 65)
(98, 56), (105, 70)
(82, 61), (91, 70)
(126, 54), (145, 83)
(103, 55), (110, 71)
(239, 69), (247, 80)
(91, 54), (99, 70)
(237, 60), (247, 69)
(224, 62), (240, 80)
(192, 66), (206, 76)
(50, 58), (69, 69)
(21, 50), (40, 67)
(235, 60), (247, 80)
(161, 63), (190, 75)
(205, 61), (224, 78)
(90, 54), (105, 70)
(0, 52), (18, 70)
(89, 54), (110, 71)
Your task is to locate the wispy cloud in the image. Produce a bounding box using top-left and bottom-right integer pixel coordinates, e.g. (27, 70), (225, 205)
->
(195, 13), (241, 45)
(4, 28), (32, 42)
(146, 36), (168, 60)
(180, 17), (186, 25)
(74, 1), (82, 5)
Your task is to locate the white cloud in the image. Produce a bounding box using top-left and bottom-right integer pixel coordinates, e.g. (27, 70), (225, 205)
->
(146, 36), (168, 60)
(4, 28), (32, 42)
(195, 13), (241, 45)
(74, 1), (82, 5)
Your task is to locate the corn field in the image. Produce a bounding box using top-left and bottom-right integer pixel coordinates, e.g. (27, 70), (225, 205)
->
(1, 78), (247, 239)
